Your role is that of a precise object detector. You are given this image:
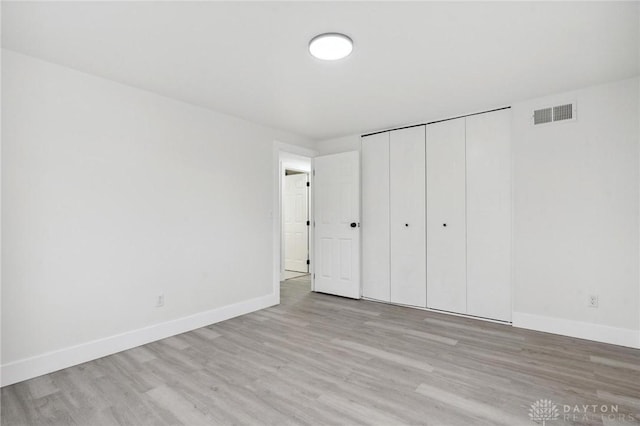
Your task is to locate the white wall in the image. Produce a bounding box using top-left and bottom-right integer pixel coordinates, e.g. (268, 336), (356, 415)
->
(315, 134), (361, 156)
(281, 153), (311, 173)
(511, 77), (640, 347)
(1, 49), (313, 384)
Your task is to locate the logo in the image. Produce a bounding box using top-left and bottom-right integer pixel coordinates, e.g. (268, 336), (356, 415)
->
(529, 399), (560, 425)
(528, 399), (636, 424)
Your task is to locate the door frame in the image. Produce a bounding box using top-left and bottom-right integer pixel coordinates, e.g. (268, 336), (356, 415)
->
(272, 141), (316, 303)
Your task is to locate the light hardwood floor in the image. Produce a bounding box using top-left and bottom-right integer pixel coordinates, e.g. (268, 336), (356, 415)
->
(2, 276), (639, 425)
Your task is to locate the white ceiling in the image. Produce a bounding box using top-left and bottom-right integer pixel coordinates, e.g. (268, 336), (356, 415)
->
(3, 1), (639, 141)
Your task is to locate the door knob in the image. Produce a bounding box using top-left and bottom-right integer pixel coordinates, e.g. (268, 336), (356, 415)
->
(350, 222), (357, 228)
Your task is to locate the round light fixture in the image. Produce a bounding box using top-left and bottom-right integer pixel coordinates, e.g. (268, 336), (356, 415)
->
(309, 33), (353, 60)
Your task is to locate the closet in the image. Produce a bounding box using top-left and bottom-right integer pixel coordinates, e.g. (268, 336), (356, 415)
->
(362, 126), (426, 307)
(361, 108), (511, 322)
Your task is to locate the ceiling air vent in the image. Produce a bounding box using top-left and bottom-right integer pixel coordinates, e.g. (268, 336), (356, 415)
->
(532, 102), (576, 125)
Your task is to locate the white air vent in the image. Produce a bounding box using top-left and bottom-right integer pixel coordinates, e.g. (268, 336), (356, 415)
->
(533, 108), (552, 125)
(532, 102), (576, 125)
(553, 104), (573, 121)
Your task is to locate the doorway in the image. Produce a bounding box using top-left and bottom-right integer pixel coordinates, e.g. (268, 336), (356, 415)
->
(283, 169), (309, 280)
(278, 151), (312, 290)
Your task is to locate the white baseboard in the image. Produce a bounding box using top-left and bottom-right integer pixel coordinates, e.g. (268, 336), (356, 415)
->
(1, 293), (278, 387)
(512, 311), (640, 349)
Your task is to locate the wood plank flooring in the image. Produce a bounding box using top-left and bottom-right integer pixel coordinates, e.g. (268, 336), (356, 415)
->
(2, 276), (639, 425)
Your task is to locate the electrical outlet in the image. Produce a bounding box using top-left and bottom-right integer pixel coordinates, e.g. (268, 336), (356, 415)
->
(156, 294), (165, 308)
(588, 295), (598, 308)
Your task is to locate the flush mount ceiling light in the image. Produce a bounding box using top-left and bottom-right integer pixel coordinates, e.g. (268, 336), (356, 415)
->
(309, 33), (353, 60)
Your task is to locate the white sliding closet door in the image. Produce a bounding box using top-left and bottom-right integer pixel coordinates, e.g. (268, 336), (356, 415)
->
(426, 118), (466, 313)
(390, 126), (426, 307)
(362, 133), (391, 302)
(466, 110), (512, 321)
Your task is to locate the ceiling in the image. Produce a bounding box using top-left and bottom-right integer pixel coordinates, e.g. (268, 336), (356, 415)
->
(3, 1), (639, 141)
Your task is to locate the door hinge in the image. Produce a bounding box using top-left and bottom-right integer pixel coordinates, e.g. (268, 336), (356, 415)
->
(313, 170), (315, 176)
(306, 220), (310, 226)
(306, 181), (310, 187)
(306, 259), (310, 265)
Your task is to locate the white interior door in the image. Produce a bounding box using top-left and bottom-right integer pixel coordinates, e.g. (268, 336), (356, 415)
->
(466, 109), (512, 321)
(284, 173), (309, 273)
(362, 133), (391, 302)
(390, 126), (426, 307)
(426, 118), (467, 313)
(314, 151), (360, 299)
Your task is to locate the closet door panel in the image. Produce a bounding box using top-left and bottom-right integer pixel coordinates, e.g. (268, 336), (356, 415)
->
(390, 126), (426, 307)
(466, 110), (512, 321)
(362, 133), (391, 302)
(426, 118), (467, 313)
